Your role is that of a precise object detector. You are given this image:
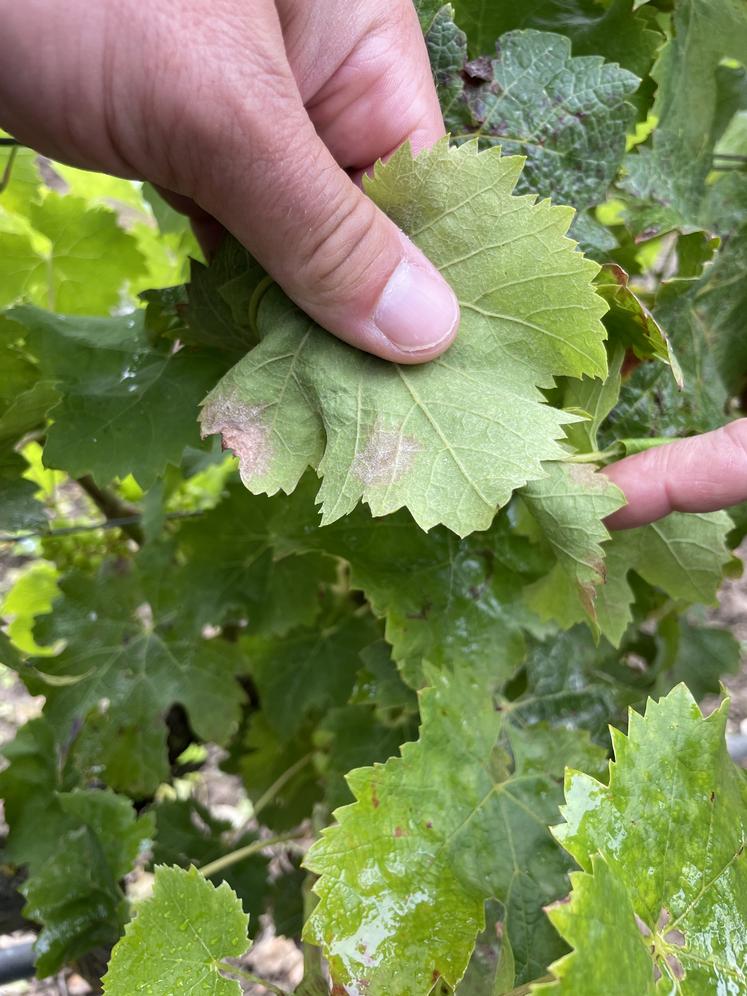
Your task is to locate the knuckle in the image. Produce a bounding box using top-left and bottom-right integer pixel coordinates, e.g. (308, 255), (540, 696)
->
(296, 182), (386, 305)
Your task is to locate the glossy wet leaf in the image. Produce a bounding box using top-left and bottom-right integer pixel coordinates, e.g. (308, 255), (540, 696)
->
(201, 141), (607, 537)
(304, 667), (606, 993)
(102, 865), (250, 996)
(538, 685), (747, 993)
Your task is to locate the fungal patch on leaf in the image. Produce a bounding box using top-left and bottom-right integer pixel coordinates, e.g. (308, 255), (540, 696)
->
(200, 393), (272, 483)
(201, 140), (608, 536)
(352, 426), (422, 488)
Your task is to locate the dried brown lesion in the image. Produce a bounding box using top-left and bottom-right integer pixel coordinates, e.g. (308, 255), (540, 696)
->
(200, 394), (272, 483)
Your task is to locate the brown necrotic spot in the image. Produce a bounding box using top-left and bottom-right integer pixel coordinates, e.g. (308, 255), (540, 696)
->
(352, 426), (421, 488)
(200, 395), (272, 483)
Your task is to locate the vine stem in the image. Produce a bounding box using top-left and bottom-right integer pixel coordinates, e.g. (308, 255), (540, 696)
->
(0, 509), (205, 544)
(216, 961), (290, 995)
(503, 976), (554, 995)
(252, 752), (313, 820)
(0, 146), (18, 193)
(198, 831), (304, 880)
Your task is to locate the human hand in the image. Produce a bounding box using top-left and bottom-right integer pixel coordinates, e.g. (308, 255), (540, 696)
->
(0, 0), (459, 362)
(603, 418), (747, 529)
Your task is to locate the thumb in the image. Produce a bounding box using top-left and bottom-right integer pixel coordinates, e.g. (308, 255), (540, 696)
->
(194, 111), (459, 363)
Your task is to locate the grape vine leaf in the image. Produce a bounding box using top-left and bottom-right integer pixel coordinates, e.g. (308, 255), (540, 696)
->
(0, 719), (153, 976)
(0, 449), (45, 531)
(438, 30), (640, 212)
(160, 482), (336, 633)
(151, 798), (267, 934)
(594, 265), (682, 386)
(606, 274), (730, 441)
(23, 789), (153, 976)
(102, 865), (250, 996)
(698, 224), (747, 398)
(243, 612), (382, 740)
(13, 306), (229, 488)
(452, 0), (662, 77)
(535, 685), (747, 993)
(304, 667), (606, 993)
(527, 510), (733, 645)
(0, 193), (147, 313)
(21, 566), (249, 797)
(201, 140), (608, 537)
(285, 494), (546, 685)
(619, 0), (747, 234)
(520, 462), (625, 630)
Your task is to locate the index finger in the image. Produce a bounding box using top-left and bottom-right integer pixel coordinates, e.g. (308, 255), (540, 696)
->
(603, 419), (747, 530)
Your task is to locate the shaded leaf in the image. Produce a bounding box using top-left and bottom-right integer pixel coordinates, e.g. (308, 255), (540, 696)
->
(14, 306), (229, 488)
(24, 566), (248, 797)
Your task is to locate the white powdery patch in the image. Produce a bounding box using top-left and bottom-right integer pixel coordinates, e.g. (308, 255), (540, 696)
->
(200, 395), (272, 483)
(352, 426), (422, 488)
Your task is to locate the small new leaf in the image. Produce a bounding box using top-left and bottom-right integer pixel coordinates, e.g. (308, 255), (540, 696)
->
(103, 865), (250, 996)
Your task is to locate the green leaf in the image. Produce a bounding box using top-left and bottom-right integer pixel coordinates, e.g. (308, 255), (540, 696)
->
(521, 462), (625, 629)
(620, 0), (747, 233)
(304, 667), (606, 992)
(0, 718), (153, 976)
(1, 560), (59, 654)
(24, 566), (248, 796)
(151, 798), (267, 933)
(533, 855), (656, 995)
(607, 277), (730, 441)
(24, 789), (153, 976)
(0, 193), (147, 314)
(529, 510), (733, 645)
(185, 237), (263, 353)
(14, 306), (229, 488)
(0, 448), (45, 532)
(162, 481), (336, 632)
(698, 224), (747, 398)
(539, 685), (747, 993)
(229, 713), (322, 833)
(287, 498), (545, 684)
(441, 31), (640, 212)
(201, 141), (608, 537)
(595, 264), (682, 386)
(102, 865), (250, 996)
(244, 613), (382, 740)
(452, 0), (662, 76)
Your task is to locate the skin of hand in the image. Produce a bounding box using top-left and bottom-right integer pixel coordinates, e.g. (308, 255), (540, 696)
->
(2, 0), (746, 530)
(1, 0), (459, 362)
